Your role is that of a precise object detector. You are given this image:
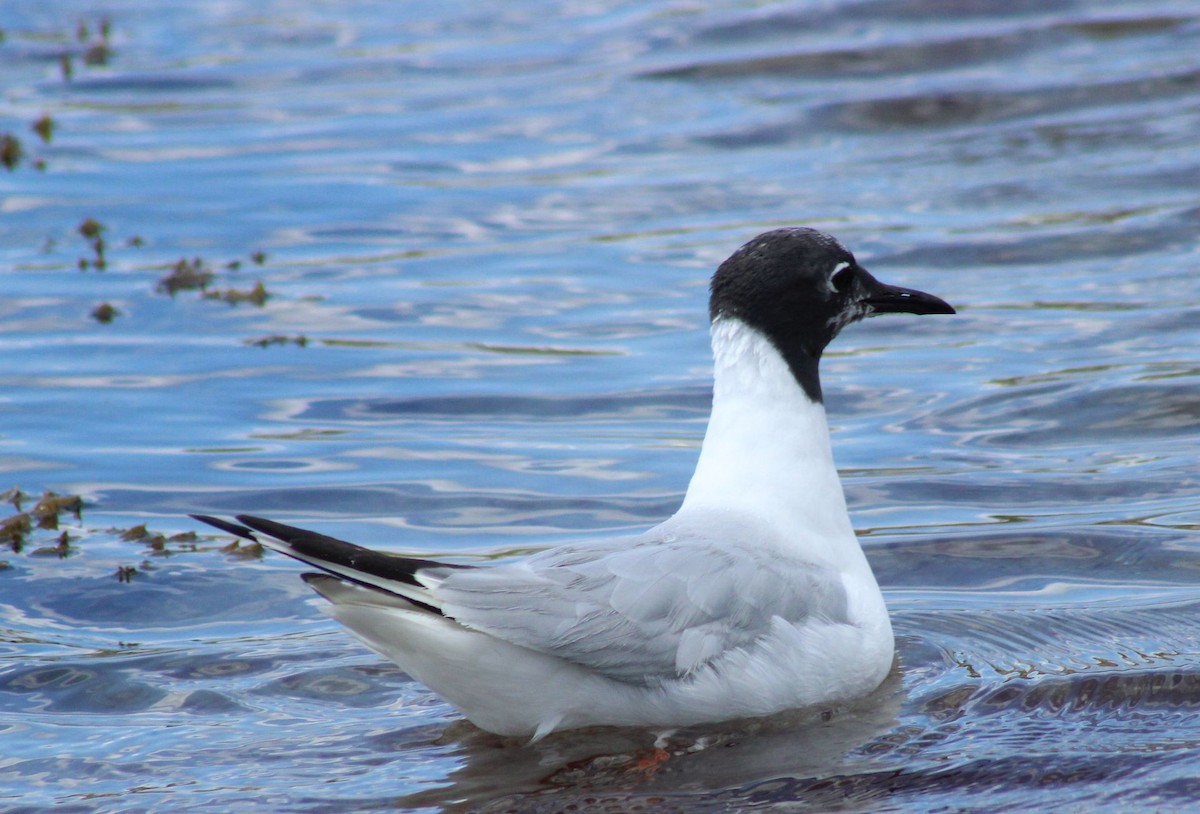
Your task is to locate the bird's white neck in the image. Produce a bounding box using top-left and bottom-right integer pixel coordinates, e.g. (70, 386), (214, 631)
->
(680, 318), (863, 569)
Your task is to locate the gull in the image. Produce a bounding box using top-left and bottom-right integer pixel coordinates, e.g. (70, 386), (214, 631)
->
(194, 227), (955, 741)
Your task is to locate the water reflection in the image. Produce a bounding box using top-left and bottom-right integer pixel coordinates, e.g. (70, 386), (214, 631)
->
(397, 672), (906, 813)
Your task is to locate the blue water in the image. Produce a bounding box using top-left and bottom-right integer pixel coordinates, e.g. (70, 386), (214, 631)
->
(2, 0), (1199, 810)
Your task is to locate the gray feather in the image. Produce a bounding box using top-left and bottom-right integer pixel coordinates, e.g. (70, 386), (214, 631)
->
(428, 510), (850, 684)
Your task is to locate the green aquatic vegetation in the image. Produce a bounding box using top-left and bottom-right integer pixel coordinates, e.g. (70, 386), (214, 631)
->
(31, 115), (54, 143)
(157, 257), (215, 295)
(31, 492), (83, 530)
(7, 15), (118, 87)
(0, 485), (261, 585)
(120, 523), (202, 557)
(57, 216), (274, 331)
(77, 218), (108, 270)
(1, 134), (22, 171)
(78, 218), (103, 240)
(220, 538), (265, 559)
(79, 233), (273, 319)
(225, 250), (267, 271)
(1, 490), (85, 546)
(30, 532), (72, 559)
(1, 486), (24, 511)
(203, 279), (269, 306)
(247, 334), (308, 348)
(112, 520), (264, 559)
(83, 41), (111, 66)
(77, 17), (112, 46)
(118, 523), (151, 541)
(120, 523), (170, 553)
(91, 302), (120, 323)
(1, 513), (32, 550)
(1, 115), (55, 170)
(74, 16), (113, 70)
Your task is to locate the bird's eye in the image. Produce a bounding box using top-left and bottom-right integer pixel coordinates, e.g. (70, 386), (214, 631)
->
(831, 264), (855, 293)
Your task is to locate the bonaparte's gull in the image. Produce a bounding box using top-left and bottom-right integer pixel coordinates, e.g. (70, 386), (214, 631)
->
(195, 227), (955, 741)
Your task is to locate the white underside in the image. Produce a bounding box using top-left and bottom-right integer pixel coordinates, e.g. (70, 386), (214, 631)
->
(320, 576), (892, 739)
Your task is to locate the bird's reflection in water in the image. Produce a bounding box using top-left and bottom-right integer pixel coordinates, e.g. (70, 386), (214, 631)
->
(398, 664), (905, 813)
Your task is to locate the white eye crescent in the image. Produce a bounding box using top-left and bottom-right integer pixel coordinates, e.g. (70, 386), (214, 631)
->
(828, 261), (853, 293)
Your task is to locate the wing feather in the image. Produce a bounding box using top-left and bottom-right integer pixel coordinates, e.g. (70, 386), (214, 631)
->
(430, 513), (850, 683)
(195, 511), (852, 685)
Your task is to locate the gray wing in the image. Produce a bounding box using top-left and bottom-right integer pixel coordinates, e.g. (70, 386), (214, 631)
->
(425, 515), (850, 684)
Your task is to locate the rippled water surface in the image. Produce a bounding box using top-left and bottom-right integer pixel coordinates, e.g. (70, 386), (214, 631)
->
(2, 0), (1199, 811)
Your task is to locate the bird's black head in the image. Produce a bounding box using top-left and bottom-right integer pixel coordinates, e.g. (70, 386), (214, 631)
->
(709, 227), (955, 402)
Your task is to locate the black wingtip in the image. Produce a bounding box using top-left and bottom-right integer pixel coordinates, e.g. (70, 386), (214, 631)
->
(191, 514), (259, 541)
(230, 513), (470, 587)
(234, 514), (326, 545)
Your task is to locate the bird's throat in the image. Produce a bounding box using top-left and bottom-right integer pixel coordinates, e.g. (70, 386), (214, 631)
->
(680, 319), (857, 558)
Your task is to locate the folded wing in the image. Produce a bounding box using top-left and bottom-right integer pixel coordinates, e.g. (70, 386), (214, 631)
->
(194, 513), (850, 685)
(434, 522), (850, 683)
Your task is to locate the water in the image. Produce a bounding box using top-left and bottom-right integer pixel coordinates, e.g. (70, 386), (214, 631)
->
(2, 0), (1199, 810)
